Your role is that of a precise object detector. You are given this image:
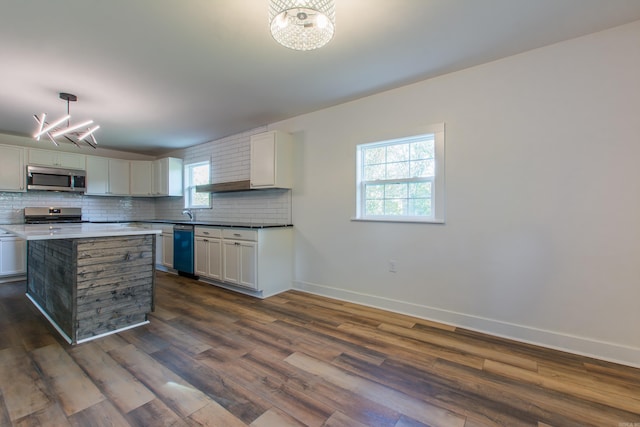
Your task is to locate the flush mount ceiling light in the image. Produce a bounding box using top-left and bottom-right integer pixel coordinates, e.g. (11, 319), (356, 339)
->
(33, 92), (100, 148)
(269, 0), (335, 51)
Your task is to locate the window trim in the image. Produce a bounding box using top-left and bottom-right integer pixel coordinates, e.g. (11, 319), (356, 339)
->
(353, 123), (445, 224)
(184, 159), (212, 209)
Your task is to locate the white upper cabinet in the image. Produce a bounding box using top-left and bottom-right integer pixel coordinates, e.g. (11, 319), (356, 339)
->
(152, 157), (183, 196)
(130, 160), (153, 196)
(108, 159), (130, 195)
(86, 156), (182, 197)
(250, 131), (293, 189)
(85, 156), (130, 196)
(0, 145), (25, 192)
(28, 148), (86, 170)
(0, 142), (182, 198)
(85, 156), (109, 194)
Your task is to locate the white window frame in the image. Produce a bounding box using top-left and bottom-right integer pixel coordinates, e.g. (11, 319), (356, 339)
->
(354, 123), (445, 224)
(184, 159), (211, 209)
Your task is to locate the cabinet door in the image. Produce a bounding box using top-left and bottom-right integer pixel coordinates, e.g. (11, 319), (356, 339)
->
(166, 157), (183, 196)
(56, 152), (86, 169)
(85, 156), (109, 195)
(152, 158), (167, 195)
(238, 241), (257, 289)
(108, 159), (130, 195)
(0, 145), (25, 192)
(28, 148), (84, 169)
(155, 232), (163, 266)
(153, 157), (183, 196)
(194, 236), (209, 277)
(222, 239), (257, 289)
(250, 132), (276, 187)
(130, 161), (153, 196)
(208, 238), (222, 280)
(250, 131), (293, 189)
(0, 237), (26, 275)
(27, 148), (58, 167)
(162, 233), (174, 267)
(222, 240), (240, 284)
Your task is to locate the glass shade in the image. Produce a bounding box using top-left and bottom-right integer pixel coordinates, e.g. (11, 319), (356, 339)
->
(269, 0), (335, 51)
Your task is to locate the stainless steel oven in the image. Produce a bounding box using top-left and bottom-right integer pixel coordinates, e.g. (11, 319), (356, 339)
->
(24, 207), (83, 224)
(26, 165), (86, 193)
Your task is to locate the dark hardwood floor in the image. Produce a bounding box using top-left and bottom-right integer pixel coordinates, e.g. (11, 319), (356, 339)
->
(1, 271), (639, 426)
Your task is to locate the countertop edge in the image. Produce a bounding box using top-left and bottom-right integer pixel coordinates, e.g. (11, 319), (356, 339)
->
(0, 224), (162, 241)
(99, 220), (294, 229)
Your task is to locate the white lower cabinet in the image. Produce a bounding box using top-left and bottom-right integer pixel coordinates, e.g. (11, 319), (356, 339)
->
(222, 238), (257, 289)
(0, 235), (26, 276)
(162, 231), (174, 268)
(195, 226), (292, 297)
(195, 227), (222, 280)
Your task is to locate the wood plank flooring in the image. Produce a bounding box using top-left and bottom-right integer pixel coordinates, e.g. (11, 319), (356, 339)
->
(1, 271), (639, 426)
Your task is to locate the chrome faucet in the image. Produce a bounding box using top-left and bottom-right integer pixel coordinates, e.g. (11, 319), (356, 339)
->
(181, 209), (194, 221)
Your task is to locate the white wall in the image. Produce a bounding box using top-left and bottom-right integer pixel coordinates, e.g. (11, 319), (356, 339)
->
(276, 21), (640, 367)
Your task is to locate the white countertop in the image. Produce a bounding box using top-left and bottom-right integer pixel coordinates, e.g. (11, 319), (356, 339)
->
(0, 223), (162, 241)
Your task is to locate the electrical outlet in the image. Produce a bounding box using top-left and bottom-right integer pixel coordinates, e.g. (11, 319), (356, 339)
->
(389, 260), (397, 273)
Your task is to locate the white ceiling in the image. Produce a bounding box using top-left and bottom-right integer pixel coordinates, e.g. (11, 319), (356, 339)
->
(2, 0), (640, 155)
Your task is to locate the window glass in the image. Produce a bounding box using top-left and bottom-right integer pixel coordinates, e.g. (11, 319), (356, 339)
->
(355, 124), (445, 223)
(184, 160), (211, 209)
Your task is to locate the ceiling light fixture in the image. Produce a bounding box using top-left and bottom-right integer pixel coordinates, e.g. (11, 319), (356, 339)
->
(269, 0), (335, 51)
(33, 92), (99, 148)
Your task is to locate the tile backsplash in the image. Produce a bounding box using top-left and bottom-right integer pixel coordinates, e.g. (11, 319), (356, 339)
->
(0, 191), (155, 224)
(0, 189), (291, 225)
(156, 188), (291, 224)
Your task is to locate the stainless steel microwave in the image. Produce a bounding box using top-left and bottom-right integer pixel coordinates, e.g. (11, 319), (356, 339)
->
(26, 165), (86, 193)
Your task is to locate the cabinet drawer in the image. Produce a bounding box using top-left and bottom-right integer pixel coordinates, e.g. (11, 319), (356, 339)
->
(195, 227), (222, 238)
(158, 224), (175, 234)
(223, 229), (257, 241)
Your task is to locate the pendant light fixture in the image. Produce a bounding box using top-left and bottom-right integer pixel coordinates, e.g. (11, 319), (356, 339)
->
(269, 0), (336, 51)
(33, 92), (100, 148)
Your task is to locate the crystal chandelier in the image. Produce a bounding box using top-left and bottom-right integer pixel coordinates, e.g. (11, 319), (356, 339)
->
(269, 0), (336, 51)
(33, 92), (99, 148)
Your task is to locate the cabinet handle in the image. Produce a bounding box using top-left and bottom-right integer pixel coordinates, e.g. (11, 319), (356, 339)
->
(203, 239), (208, 242)
(233, 233), (241, 237)
(235, 242), (240, 246)
(204, 232), (210, 235)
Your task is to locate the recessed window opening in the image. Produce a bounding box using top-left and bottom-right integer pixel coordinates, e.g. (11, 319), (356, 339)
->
(355, 123), (445, 223)
(184, 160), (211, 209)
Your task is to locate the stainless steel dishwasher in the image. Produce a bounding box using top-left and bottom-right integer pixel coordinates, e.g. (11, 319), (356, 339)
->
(173, 224), (195, 277)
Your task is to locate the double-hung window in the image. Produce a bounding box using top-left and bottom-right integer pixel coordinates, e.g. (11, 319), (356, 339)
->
(184, 160), (211, 209)
(355, 123), (445, 223)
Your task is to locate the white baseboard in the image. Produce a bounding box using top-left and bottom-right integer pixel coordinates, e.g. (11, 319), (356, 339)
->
(293, 280), (640, 369)
(0, 274), (26, 284)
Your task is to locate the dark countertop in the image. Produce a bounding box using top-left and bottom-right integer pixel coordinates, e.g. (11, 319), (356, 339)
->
(89, 219), (293, 229)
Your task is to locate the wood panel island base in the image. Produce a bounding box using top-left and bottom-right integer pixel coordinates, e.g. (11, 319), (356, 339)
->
(0, 223), (160, 344)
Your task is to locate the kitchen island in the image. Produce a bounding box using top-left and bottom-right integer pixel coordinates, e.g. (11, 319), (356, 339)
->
(0, 223), (161, 344)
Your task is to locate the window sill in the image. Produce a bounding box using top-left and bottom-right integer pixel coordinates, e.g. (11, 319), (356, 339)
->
(351, 217), (445, 224)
